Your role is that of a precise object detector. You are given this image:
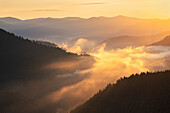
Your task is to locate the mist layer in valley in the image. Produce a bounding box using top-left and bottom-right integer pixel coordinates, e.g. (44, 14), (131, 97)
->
(51, 42), (170, 113)
(1, 17), (170, 112)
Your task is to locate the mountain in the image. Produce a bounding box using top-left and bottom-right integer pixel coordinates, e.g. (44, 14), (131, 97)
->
(150, 35), (170, 46)
(0, 16), (170, 45)
(71, 71), (170, 113)
(0, 28), (76, 83)
(0, 29), (94, 113)
(2, 16), (142, 43)
(102, 31), (170, 50)
(0, 17), (22, 24)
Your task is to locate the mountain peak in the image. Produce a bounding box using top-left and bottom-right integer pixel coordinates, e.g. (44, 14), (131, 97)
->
(0, 17), (22, 24)
(113, 15), (140, 20)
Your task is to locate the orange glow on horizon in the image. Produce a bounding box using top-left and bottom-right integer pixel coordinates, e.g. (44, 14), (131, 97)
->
(0, 0), (170, 19)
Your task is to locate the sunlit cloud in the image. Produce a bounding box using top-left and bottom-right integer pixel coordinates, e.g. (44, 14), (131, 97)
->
(71, 2), (106, 6)
(42, 44), (170, 112)
(62, 38), (96, 54)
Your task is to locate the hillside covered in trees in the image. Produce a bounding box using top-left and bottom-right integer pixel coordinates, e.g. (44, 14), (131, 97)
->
(0, 28), (94, 113)
(0, 28), (78, 83)
(71, 71), (170, 113)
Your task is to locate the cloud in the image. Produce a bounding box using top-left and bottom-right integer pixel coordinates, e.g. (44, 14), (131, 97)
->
(4, 44), (170, 113)
(32, 9), (63, 12)
(79, 2), (105, 5)
(62, 38), (96, 53)
(71, 2), (106, 6)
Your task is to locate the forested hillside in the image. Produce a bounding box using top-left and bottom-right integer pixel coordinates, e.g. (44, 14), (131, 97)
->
(71, 71), (170, 113)
(0, 29), (94, 113)
(0, 28), (78, 83)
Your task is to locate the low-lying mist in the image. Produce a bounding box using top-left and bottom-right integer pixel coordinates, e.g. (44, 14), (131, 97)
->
(46, 40), (170, 113)
(2, 38), (170, 113)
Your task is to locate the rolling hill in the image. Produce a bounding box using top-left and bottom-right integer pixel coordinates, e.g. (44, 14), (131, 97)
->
(150, 35), (170, 46)
(102, 31), (170, 50)
(71, 71), (170, 113)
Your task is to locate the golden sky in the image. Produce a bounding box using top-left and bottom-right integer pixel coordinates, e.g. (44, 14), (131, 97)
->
(0, 0), (169, 19)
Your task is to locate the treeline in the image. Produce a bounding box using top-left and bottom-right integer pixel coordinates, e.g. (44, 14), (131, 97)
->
(0, 28), (77, 55)
(71, 70), (170, 113)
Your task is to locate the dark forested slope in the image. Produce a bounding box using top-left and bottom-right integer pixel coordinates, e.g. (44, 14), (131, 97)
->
(0, 28), (94, 113)
(0, 28), (77, 83)
(71, 71), (170, 113)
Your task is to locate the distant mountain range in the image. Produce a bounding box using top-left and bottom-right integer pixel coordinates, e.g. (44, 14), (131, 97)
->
(0, 17), (22, 24)
(71, 71), (170, 113)
(0, 16), (170, 45)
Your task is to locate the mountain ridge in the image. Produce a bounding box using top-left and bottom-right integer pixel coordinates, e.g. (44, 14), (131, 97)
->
(1, 15), (170, 45)
(0, 17), (22, 23)
(0, 28), (94, 113)
(102, 31), (170, 50)
(149, 35), (170, 46)
(71, 71), (170, 113)
(1, 15), (170, 21)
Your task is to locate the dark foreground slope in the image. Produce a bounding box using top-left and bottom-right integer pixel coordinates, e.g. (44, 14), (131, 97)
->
(0, 28), (76, 83)
(71, 71), (170, 113)
(0, 29), (94, 113)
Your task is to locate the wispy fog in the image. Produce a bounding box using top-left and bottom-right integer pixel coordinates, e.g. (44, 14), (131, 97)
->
(2, 39), (170, 113)
(43, 42), (170, 113)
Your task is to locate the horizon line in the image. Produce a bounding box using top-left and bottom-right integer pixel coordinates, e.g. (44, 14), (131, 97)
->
(0, 15), (170, 21)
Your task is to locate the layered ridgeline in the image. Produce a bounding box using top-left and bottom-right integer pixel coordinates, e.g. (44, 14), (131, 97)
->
(0, 29), (94, 113)
(1, 16), (170, 52)
(1, 16), (170, 43)
(102, 31), (170, 50)
(150, 35), (170, 46)
(71, 71), (170, 113)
